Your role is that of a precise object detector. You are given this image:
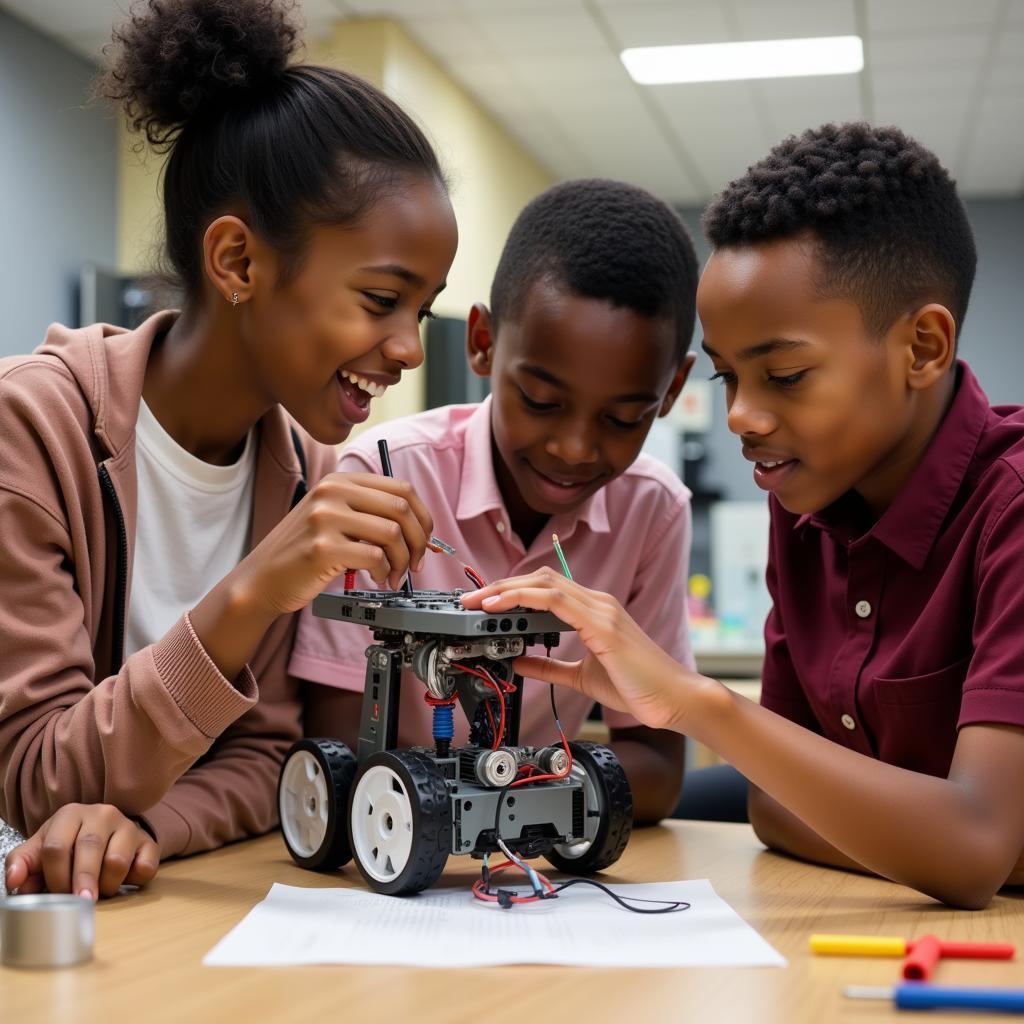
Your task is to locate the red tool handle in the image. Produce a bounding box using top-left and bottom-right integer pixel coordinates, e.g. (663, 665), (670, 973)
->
(903, 935), (942, 980)
(933, 941), (1016, 960)
(904, 936), (1016, 978)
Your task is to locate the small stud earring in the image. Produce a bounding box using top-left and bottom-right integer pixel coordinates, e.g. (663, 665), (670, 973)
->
(231, 291), (239, 307)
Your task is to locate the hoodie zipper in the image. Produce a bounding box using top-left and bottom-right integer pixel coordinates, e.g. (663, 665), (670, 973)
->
(97, 464), (128, 675)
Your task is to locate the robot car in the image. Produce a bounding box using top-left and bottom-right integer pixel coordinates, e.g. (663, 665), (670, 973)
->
(277, 588), (633, 895)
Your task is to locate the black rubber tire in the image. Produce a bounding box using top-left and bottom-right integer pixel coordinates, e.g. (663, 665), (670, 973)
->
(348, 750), (452, 896)
(544, 742), (633, 875)
(278, 738), (358, 871)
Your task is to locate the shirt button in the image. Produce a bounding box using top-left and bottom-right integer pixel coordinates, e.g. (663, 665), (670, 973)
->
(495, 522), (505, 534)
(855, 600), (872, 619)
(841, 713), (856, 731)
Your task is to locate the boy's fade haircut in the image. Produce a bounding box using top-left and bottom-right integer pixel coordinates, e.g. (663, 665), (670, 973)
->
(490, 178), (699, 359)
(703, 122), (977, 337)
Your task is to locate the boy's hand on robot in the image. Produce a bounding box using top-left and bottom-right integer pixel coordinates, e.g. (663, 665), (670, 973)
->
(463, 567), (707, 733)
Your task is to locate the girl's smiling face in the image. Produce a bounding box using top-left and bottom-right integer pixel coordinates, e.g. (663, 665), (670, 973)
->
(241, 177), (458, 445)
(697, 236), (943, 517)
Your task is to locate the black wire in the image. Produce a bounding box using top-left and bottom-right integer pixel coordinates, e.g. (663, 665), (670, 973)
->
(480, 649), (684, 914)
(545, 878), (691, 914)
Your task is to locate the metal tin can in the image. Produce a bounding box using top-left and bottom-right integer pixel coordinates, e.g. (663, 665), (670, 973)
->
(0, 894), (94, 968)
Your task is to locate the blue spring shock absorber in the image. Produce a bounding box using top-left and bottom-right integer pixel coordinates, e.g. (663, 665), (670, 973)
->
(433, 702), (454, 758)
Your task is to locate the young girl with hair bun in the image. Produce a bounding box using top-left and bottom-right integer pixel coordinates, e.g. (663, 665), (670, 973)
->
(1, 0), (457, 902)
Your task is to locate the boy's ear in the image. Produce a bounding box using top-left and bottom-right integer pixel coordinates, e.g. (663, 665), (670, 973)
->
(203, 215), (258, 305)
(657, 352), (697, 417)
(466, 302), (495, 379)
(904, 303), (956, 391)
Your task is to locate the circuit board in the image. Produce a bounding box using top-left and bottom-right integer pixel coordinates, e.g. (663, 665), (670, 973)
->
(311, 588), (570, 639)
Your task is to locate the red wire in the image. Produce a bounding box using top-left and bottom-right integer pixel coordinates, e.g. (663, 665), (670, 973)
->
(463, 564), (487, 589)
(454, 662), (507, 750)
(471, 860), (556, 904)
(423, 693), (457, 707)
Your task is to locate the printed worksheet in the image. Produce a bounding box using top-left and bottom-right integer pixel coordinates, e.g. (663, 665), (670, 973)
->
(203, 879), (786, 968)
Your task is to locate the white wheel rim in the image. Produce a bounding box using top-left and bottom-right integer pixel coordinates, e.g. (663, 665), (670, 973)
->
(279, 751), (330, 859)
(553, 760), (600, 859)
(350, 764), (415, 883)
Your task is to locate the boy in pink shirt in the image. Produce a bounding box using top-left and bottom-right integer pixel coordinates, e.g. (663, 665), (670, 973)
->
(290, 179), (698, 821)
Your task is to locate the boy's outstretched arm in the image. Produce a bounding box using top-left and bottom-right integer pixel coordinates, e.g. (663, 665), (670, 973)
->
(463, 569), (1024, 909)
(607, 725), (685, 824)
(747, 784), (867, 873)
(747, 784), (1024, 884)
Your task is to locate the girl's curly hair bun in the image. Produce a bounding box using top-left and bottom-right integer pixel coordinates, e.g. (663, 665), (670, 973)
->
(98, 0), (300, 149)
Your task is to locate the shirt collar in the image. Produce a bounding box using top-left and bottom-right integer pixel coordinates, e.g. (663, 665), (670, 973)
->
(455, 395), (611, 537)
(797, 361), (990, 569)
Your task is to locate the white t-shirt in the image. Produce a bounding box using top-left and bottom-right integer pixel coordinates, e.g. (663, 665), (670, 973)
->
(125, 399), (257, 658)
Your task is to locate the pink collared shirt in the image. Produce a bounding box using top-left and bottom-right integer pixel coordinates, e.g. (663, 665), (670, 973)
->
(289, 398), (694, 746)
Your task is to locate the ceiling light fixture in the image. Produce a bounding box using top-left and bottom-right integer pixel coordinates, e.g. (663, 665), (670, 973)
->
(621, 35), (864, 85)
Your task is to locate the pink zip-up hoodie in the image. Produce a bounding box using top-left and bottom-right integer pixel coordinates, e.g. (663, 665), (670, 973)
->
(0, 311), (336, 857)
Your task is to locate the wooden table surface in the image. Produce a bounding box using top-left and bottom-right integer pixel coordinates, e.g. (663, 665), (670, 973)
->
(4, 821), (1023, 1023)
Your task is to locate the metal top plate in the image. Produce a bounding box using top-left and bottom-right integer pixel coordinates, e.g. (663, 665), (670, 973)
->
(312, 589), (570, 638)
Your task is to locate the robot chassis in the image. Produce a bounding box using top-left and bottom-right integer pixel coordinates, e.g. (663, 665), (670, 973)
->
(278, 589), (634, 896)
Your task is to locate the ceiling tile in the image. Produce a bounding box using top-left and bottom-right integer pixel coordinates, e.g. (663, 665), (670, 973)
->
(755, 75), (863, 140)
(596, 0), (733, 49)
(868, 30), (990, 68)
(650, 80), (768, 191)
(498, 50), (630, 109)
(468, 7), (607, 56)
(730, 0), (857, 40)
(441, 54), (541, 121)
(865, 0), (1002, 33)
(987, 60), (1024, 95)
(871, 64), (981, 101)
(401, 13), (491, 62)
(992, 26), (1024, 61)
(340, 0), (465, 15)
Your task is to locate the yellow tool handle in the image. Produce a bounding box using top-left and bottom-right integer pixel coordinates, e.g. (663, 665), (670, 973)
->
(810, 934), (908, 957)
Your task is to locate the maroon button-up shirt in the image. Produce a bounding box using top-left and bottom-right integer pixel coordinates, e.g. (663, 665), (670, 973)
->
(762, 361), (1024, 779)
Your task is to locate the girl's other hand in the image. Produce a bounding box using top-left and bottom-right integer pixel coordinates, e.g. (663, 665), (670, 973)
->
(4, 804), (160, 901)
(461, 567), (711, 733)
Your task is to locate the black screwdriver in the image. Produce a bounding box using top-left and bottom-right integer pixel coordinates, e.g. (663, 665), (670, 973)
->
(377, 438), (415, 596)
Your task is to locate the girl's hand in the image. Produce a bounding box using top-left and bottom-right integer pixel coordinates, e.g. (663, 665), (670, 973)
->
(461, 567), (709, 732)
(4, 804), (160, 901)
(236, 472), (433, 617)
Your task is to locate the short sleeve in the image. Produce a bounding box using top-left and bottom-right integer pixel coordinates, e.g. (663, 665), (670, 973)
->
(960, 488), (1024, 728)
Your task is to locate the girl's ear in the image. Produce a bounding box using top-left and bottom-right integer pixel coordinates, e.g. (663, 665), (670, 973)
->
(466, 302), (495, 379)
(203, 216), (257, 305)
(658, 352), (697, 417)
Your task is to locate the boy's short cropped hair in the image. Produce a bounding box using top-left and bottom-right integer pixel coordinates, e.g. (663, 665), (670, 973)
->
(703, 122), (977, 337)
(490, 178), (698, 358)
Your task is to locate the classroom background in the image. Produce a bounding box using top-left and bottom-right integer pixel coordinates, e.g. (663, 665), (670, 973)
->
(2, 0), (1023, 712)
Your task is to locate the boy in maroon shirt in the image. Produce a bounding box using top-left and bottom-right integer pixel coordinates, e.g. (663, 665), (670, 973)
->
(466, 122), (1024, 908)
